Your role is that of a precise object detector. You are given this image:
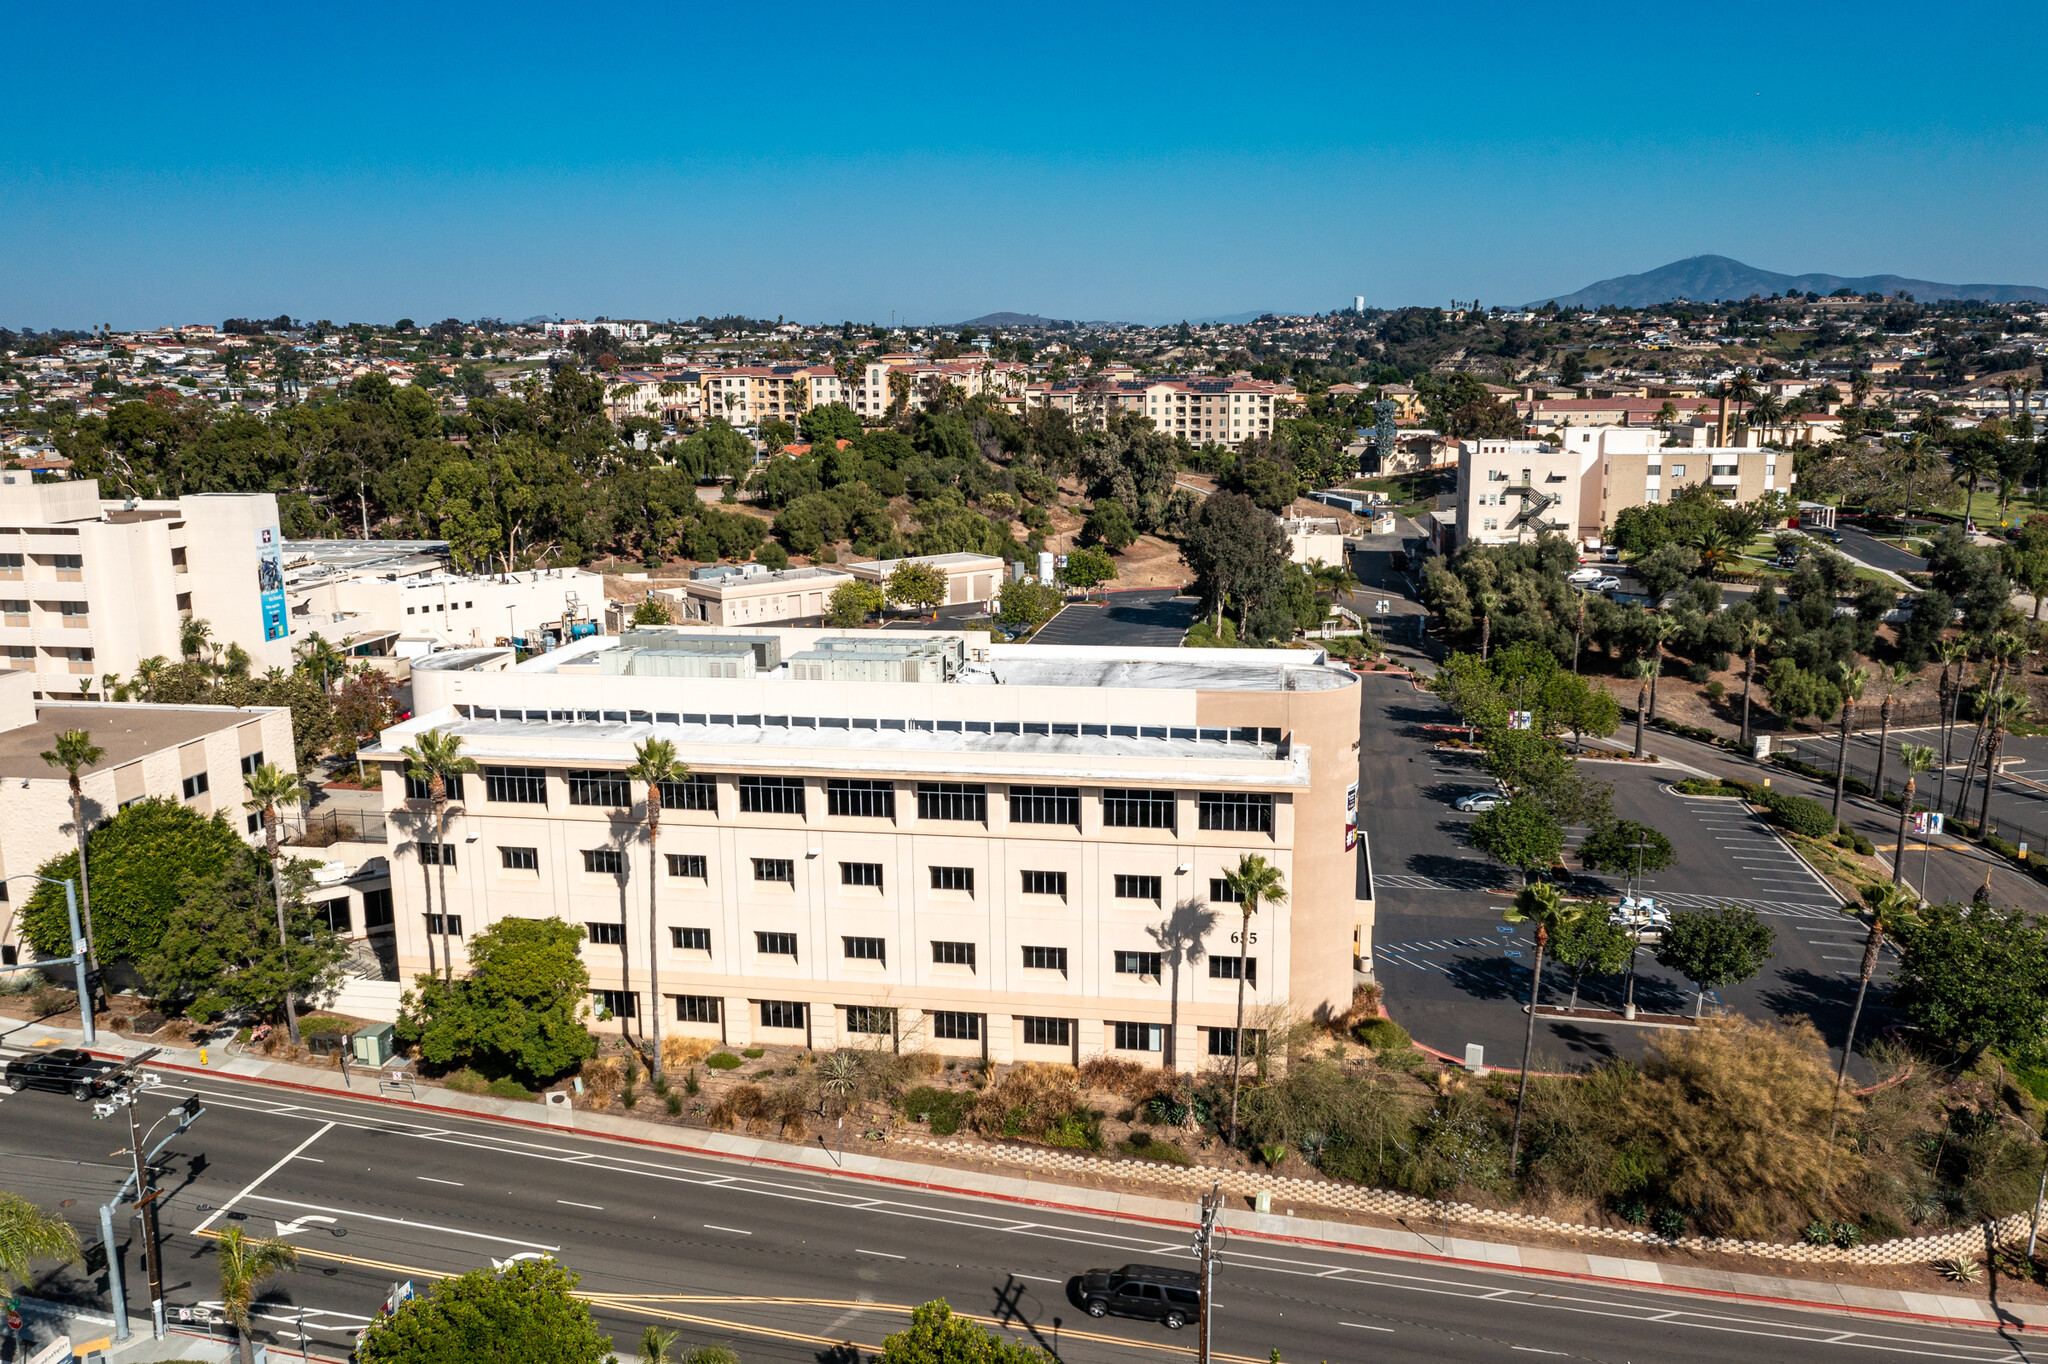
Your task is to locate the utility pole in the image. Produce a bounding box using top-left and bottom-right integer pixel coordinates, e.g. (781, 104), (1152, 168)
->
(1193, 1181), (1220, 1364)
(92, 1051), (203, 1344)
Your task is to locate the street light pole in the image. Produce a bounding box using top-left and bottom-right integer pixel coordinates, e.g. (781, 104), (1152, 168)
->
(0, 875), (92, 1044)
(1193, 1181), (1220, 1364)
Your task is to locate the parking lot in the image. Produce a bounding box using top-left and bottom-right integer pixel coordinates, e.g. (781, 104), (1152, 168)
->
(1360, 681), (1894, 1075)
(1029, 588), (1200, 647)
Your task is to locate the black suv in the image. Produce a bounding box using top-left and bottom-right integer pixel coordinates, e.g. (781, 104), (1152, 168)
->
(4, 1047), (116, 1101)
(1078, 1264), (1201, 1329)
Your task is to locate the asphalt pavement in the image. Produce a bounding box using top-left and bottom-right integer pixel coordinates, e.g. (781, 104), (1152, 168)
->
(0, 1060), (2024, 1364)
(1030, 590), (1199, 648)
(1830, 526), (1927, 577)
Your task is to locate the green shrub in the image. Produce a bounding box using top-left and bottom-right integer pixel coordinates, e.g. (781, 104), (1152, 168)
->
(1045, 1110), (1102, 1150)
(1760, 789), (1835, 838)
(485, 1077), (532, 1101)
(1704, 680), (1725, 700)
(706, 1052), (742, 1070)
(685, 1068), (701, 1095)
(1831, 1221), (1862, 1248)
(665, 1091), (684, 1116)
(1672, 777), (1727, 796)
(621, 1083), (638, 1109)
(742, 1047), (765, 1059)
(1352, 1017), (1411, 1051)
(1685, 663), (1711, 685)
(1709, 652), (1731, 672)
(443, 1067), (489, 1094)
(1118, 1136), (1191, 1164)
(1652, 1207), (1687, 1238)
(1802, 1220), (1832, 1245)
(903, 1086), (971, 1136)
(1260, 1142), (1289, 1167)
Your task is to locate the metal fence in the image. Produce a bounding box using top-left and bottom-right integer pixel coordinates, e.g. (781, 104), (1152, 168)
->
(280, 808), (389, 847)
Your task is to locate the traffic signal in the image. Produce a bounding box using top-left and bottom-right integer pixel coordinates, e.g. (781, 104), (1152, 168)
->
(179, 1096), (201, 1120)
(83, 1243), (107, 1274)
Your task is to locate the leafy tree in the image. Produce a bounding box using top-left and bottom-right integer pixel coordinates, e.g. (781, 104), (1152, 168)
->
(1631, 542), (1699, 599)
(354, 1259), (616, 1364)
(0, 1190), (80, 1291)
(20, 798), (245, 962)
(139, 845), (347, 1025)
(1180, 491), (1288, 633)
(630, 596), (674, 626)
(759, 418), (795, 451)
(800, 402), (861, 444)
(994, 580), (1062, 633)
(1575, 820), (1676, 876)
(1547, 912), (1634, 1009)
(397, 916), (598, 1086)
(886, 561), (947, 614)
(1469, 797), (1565, 881)
(1082, 499), (1138, 551)
(826, 579), (885, 627)
(1058, 546), (1116, 597)
(215, 1225), (298, 1364)
(877, 1298), (1051, 1364)
(40, 729), (105, 975)
(1654, 904), (1775, 1018)
(1891, 901), (2048, 1066)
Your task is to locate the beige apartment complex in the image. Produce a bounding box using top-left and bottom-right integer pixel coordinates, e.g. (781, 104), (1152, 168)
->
(1027, 376), (1296, 438)
(0, 668), (298, 963)
(368, 630), (1368, 1068)
(0, 474), (293, 699)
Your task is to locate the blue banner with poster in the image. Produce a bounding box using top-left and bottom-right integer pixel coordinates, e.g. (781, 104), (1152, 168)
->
(256, 524), (288, 642)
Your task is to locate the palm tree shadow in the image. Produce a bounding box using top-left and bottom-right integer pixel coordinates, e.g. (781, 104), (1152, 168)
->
(1149, 898), (1218, 1069)
(1443, 954), (1521, 1002)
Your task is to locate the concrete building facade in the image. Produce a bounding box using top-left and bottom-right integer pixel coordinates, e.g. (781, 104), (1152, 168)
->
(842, 554), (1007, 608)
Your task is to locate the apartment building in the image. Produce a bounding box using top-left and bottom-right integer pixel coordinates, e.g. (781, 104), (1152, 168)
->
(368, 629), (1368, 1068)
(1593, 442), (1790, 531)
(0, 474), (293, 699)
(0, 668), (296, 962)
(283, 540), (604, 654)
(1027, 377), (1296, 439)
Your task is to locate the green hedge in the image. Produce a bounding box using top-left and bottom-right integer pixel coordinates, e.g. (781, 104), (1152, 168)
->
(903, 1085), (972, 1136)
(705, 1052), (742, 1070)
(1759, 788), (1836, 839)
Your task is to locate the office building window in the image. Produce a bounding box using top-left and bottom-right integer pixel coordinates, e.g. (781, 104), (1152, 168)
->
(1209, 956), (1257, 984)
(1114, 950), (1162, 977)
(567, 770), (632, 807)
(657, 773), (717, 811)
(1020, 870), (1067, 899)
(1208, 878), (1242, 904)
(1114, 874), (1162, 902)
(592, 989), (637, 1021)
(1112, 1021), (1164, 1052)
(1019, 1016), (1071, 1047)
(666, 853), (707, 878)
(1008, 785), (1080, 827)
(314, 897), (351, 933)
(827, 779), (896, 819)
(930, 865), (974, 894)
(500, 846), (538, 870)
(484, 766), (547, 803)
(752, 857), (795, 885)
(931, 1011), (980, 1041)
(916, 782), (986, 822)
(758, 1000), (806, 1029)
(582, 848), (625, 875)
(405, 773), (466, 802)
(845, 1005), (895, 1035)
(425, 913), (463, 935)
(931, 940), (976, 968)
(418, 842), (456, 867)
(586, 921), (624, 946)
(1103, 788), (1176, 830)
(246, 811), (262, 834)
(672, 926), (711, 951)
(738, 776), (805, 815)
(843, 936), (886, 962)
(676, 995), (720, 1022)
(1207, 1027), (1263, 1057)
(362, 887), (393, 928)
(1198, 791), (1273, 833)
(181, 772), (209, 799)
(840, 861), (883, 889)
(240, 751), (266, 777)
(1021, 945), (1067, 973)
(755, 931), (798, 957)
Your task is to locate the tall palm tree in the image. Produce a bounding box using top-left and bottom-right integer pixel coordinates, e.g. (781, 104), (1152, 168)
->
(131, 654), (169, 702)
(214, 1225), (297, 1364)
(1893, 743), (1937, 889)
(624, 738), (686, 1076)
(179, 616), (214, 666)
(1736, 618), (1771, 748)
(1954, 633), (2020, 820)
(1977, 684), (2031, 837)
(400, 731), (477, 981)
(243, 763), (309, 1045)
(1870, 663), (1916, 798)
(1691, 524), (1735, 577)
(1631, 656), (1660, 758)
(1952, 441), (1998, 520)
(1934, 638), (1970, 818)
(0, 1191), (80, 1291)
(1829, 665), (1869, 818)
(1220, 853), (1286, 1147)
(39, 730), (105, 979)
(1747, 392), (1783, 448)
(1829, 883), (1921, 1139)
(1501, 883), (1586, 1171)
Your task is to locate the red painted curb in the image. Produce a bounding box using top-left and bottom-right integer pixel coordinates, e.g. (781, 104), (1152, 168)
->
(122, 1053), (2032, 1337)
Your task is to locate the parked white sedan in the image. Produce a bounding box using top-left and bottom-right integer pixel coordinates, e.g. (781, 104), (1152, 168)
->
(1566, 567), (1605, 585)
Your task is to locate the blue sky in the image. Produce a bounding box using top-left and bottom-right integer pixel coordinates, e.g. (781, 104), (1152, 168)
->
(5, 1), (2044, 329)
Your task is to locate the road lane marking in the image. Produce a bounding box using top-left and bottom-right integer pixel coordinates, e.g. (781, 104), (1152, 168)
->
(1010, 1272), (1060, 1283)
(704, 1224), (752, 1235)
(857, 1248), (905, 1258)
(418, 1176), (464, 1186)
(244, 1193), (559, 1250)
(1341, 1321), (1395, 1331)
(1511, 1349), (1566, 1355)
(558, 1199), (604, 1210)
(192, 1120), (334, 1235)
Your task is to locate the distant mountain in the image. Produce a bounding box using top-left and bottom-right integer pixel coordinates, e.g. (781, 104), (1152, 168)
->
(1531, 255), (2048, 309)
(954, 311), (1057, 328)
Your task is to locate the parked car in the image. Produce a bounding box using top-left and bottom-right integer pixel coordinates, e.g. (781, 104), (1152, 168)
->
(1454, 791), (1505, 812)
(1828, 531), (1845, 545)
(1609, 897), (1670, 940)
(1591, 575), (1621, 592)
(1566, 567), (1604, 585)
(3, 1047), (116, 1101)
(1078, 1265), (1202, 1329)
(1601, 546), (1621, 563)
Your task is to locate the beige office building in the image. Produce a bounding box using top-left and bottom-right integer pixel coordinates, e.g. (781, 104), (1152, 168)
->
(0, 474), (293, 699)
(843, 554), (1006, 608)
(660, 565), (853, 626)
(367, 631), (1368, 1069)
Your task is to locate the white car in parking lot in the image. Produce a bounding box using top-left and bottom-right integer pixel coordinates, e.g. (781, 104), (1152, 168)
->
(1609, 896), (1669, 940)
(1566, 567), (1604, 585)
(1453, 790), (1505, 812)
(1591, 575), (1622, 592)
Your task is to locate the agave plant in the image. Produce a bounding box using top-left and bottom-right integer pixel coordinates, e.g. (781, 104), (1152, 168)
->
(1937, 1257), (1983, 1284)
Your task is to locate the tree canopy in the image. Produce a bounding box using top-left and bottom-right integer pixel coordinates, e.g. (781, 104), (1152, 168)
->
(353, 1259), (617, 1364)
(397, 916), (598, 1085)
(20, 797), (245, 962)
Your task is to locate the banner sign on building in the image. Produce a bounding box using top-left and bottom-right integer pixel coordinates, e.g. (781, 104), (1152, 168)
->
(1344, 782), (1359, 851)
(256, 524), (288, 642)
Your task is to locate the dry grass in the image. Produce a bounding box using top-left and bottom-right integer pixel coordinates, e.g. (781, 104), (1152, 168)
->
(1078, 1056), (1160, 1099)
(972, 1063), (1084, 1137)
(662, 1034), (718, 1069)
(580, 1056), (624, 1108)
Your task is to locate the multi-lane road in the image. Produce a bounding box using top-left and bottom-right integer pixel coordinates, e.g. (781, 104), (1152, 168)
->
(0, 1061), (2025, 1364)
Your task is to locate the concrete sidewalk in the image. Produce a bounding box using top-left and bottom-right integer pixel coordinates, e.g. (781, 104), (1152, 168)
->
(8, 1016), (2044, 1335)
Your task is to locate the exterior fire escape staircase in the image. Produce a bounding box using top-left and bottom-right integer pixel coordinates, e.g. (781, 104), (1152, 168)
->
(1505, 467), (1565, 533)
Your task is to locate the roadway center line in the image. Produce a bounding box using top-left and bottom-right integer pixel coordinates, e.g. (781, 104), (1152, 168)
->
(1010, 1273), (1061, 1283)
(1341, 1322), (1395, 1331)
(1511, 1347), (1565, 1355)
(703, 1224), (752, 1235)
(417, 1176), (464, 1186)
(558, 1199), (604, 1210)
(857, 1248), (906, 1259)
(192, 1120), (334, 1235)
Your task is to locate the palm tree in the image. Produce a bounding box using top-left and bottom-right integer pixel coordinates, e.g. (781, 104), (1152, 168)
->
(214, 1225), (298, 1364)
(243, 763), (310, 1045)
(39, 729), (105, 979)
(1631, 656), (1659, 758)
(1747, 392), (1783, 448)
(1934, 638), (1970, 818)
(399, 731), (477, 981)
(132, 654), (169, 701)
(293, 632), (348, 694)
(1220, 853), (1286, 1147)
(1952, 441), (1997, 521)
(1977, 684), (2031, 837)
(1501, 883), (1586, 1171)
(1870, 663), (1916, 798)
(1954, 633), (2021, 820)
(640, 1326), (679, 1364)
(1736, 618), (1771, 748)
(1893, 743), (1937, 890)
(1829, 665), (1869, 818)
(1691, 524), (1735, 577)
(179, 616), (213, 666)
(624, 738), (686, 1076)
(0, 1191), (80, 1291)
(1829, 883), (1920, 1140)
